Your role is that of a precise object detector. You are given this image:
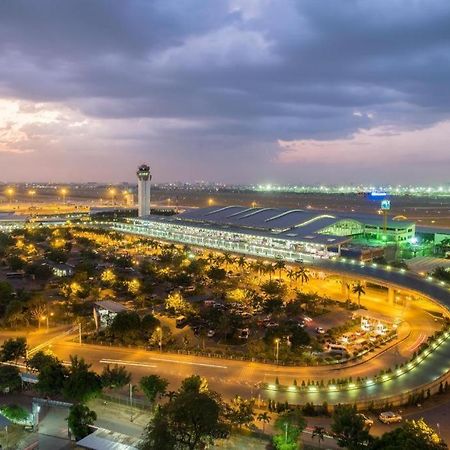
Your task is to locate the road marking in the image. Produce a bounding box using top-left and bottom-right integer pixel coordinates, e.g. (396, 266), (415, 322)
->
(100, 359), (157, 369)
(147, 357), (228, 369)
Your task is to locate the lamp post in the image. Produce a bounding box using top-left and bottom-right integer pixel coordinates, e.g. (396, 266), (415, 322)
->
(28, 189), (36, 205)
(275, 338), (280, 365)
(6, 188), (14, 207)
(156, 326), (163, 352)
(60, 188), (67, 204)
(109, 188), (116, 205)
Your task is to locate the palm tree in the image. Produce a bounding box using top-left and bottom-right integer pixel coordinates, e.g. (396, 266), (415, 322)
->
(264, 263), (275, 281)
(257, 412), (271, 433)
(352, 281), (366, 307)
(286, 268), (296, 286)
(222, 252), (235, 271)
(206, 252), (215, 266)
(237, 256), (247, 273)
(253, 261), (266, 283)
(274, 259), (286, 280)
(296, 266), (310, 285)
(312, 425), (325, 448)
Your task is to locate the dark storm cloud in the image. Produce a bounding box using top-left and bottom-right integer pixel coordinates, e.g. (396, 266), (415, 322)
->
(0, 0), (449, 182)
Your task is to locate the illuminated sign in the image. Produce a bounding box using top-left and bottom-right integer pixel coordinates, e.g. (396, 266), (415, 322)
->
(381, 200), (391, 210)
(367, 191), (388, 200)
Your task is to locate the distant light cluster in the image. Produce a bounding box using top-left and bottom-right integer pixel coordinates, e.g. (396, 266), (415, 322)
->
(252, 184), (450, 196)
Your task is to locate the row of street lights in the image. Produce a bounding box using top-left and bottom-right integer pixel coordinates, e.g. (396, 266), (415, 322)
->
(3, 187), (68, 205)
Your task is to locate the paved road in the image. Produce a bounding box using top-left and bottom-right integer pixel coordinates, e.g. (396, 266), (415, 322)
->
(48, 327), (450, 406)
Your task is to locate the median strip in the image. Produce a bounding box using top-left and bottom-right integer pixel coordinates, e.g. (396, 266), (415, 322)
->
(100, 359), (157, 369)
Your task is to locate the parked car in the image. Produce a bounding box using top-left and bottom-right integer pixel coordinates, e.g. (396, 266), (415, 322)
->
(379, 411), (402, 424)
(315, 327), (326, 334)
(207, 329), (216, 338)
(176, 316), (188, 328)
(357, 413), (374, 428)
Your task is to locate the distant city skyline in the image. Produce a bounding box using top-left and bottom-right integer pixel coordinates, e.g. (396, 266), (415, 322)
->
(1, 1), (450, 184)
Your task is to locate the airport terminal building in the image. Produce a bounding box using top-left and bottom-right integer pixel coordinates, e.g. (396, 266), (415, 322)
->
(113, 206), (416, 261)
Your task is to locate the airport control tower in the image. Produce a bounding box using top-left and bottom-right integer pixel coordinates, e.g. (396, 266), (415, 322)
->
(136, 164), (152, 217)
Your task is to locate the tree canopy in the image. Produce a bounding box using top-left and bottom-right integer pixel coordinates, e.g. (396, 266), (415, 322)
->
(141, 375), (229, 450)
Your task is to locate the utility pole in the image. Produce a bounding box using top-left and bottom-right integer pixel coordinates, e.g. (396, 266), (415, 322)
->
(129, 383), (134, 422)
(78, 323), (82, 344)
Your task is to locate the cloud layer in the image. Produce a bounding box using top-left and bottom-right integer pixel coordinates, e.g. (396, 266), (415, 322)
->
(0, 0), (449, 183)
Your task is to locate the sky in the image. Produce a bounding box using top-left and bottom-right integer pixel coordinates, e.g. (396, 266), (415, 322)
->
(0, 0), (449, 184)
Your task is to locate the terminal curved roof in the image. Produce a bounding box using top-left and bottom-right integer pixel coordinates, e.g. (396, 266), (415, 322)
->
(179, 206), (413, 232)
(141, 206), (414, 248)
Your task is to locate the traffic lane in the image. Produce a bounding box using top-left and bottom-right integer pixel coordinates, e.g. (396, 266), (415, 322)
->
(50, 341), (259, 400)
(49, 334), (450, 405)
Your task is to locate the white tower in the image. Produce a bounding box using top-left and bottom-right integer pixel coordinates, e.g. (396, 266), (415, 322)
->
(136, 164), (152, 217)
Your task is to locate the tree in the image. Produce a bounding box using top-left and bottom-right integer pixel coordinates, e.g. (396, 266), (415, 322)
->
(264, 263), (276, 281)
(274, 259), (286, 279)
(0, 337), (27, 363)
(312, 425), (326, 448)
(371, 418), (447, 450)
(36, 356), (67, 397)
(140, 374), (169, 405)
(352, 282), (366, 308)
(141, 377), (229, 450)
(28, 300), (47, 329)
(296, 266), (310, 285)
(207, 266), (227, 284)
(101, 364), (131, 390)
(100, 268), (116, 286)
(273, 408), (306, 450)
(28, 351), (60, 372)
(165, 291), (192, 315)
(63, 355), (102, 403)
(257, 411), (271, 433)
(5, 300), (27, 328)
(141, 314), (160, 337)
(67, 403), (97, 440)
(286, 268), (296, 286)
(0, 365), (22, 393)
(109, 311), (142, 343)
(180, 375), (209, 394)
(0, 282), (14, 316)
(226, 396), (255, 429)
(331, 404), (372, 450)
(0, 404), (29, 423)
(237, 256), (247, 273)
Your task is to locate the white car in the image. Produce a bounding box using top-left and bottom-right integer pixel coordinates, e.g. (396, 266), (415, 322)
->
(207, 329), (216, 338)
(379, 411), (402, 424)
(315, 327), (325, 334)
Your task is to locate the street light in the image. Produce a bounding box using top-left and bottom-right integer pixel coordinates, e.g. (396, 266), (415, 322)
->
(28, 189), (36, 205)
(60, 188), (68, 204)
(156, 326), (163, 352)
(6, 188), (14, 207)
(41, 315), (48, 331)
(109, 188), (116, 205)
(275, 338), (280, 365)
